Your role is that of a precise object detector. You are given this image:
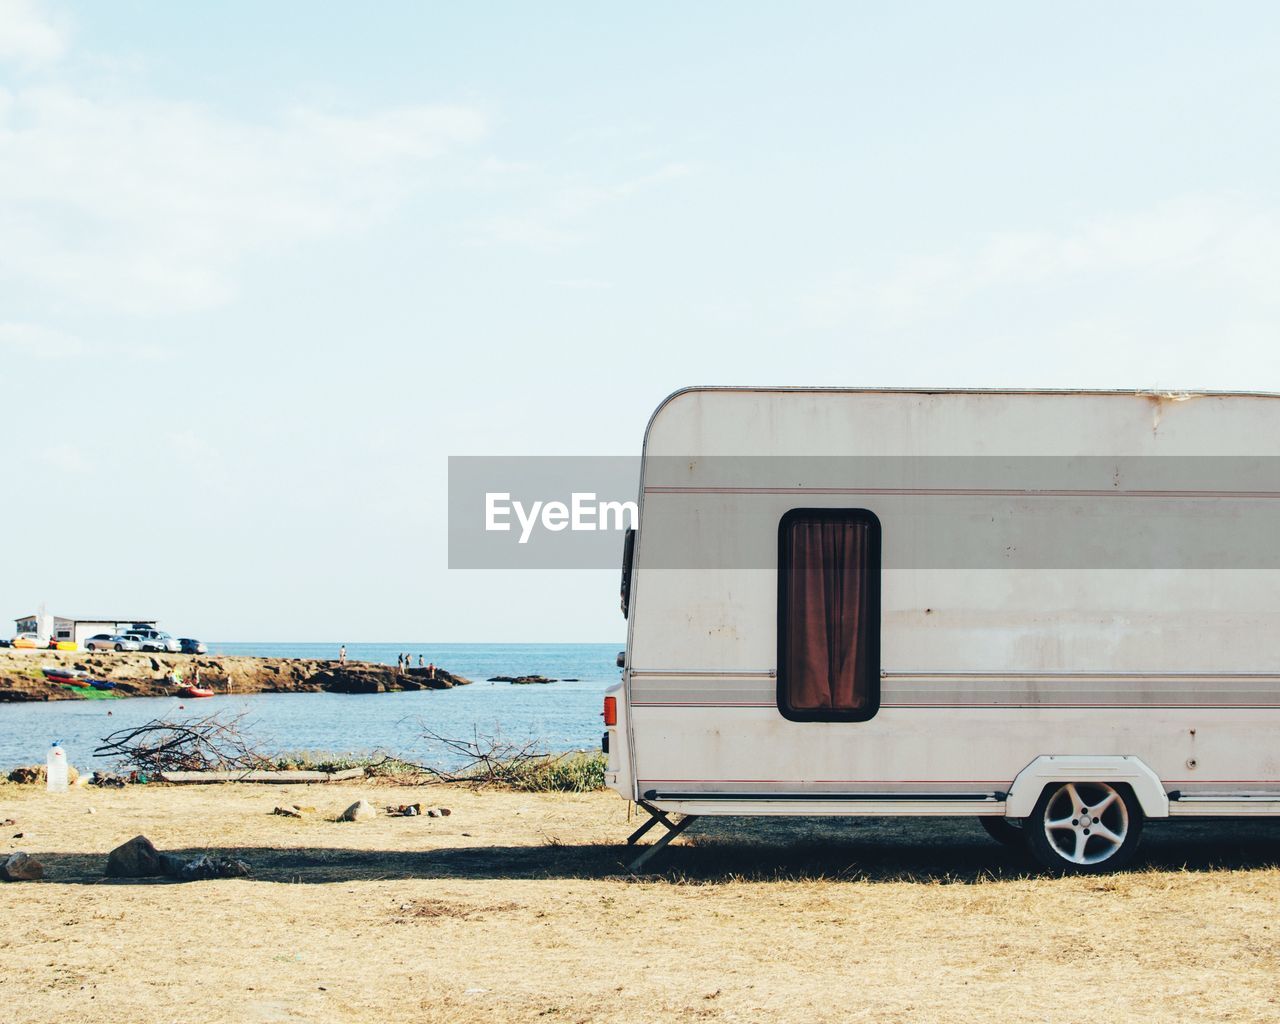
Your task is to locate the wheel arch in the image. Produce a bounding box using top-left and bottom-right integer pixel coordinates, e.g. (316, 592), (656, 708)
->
(1005, 755), (1169, 819)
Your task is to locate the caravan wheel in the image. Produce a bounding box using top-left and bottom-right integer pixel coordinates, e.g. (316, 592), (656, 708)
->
(1027, 781), (1143, 874)
(978, 815), (1024, 847)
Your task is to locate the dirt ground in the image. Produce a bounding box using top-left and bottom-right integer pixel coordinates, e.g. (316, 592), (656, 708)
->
(1, 780), (1278, 1024)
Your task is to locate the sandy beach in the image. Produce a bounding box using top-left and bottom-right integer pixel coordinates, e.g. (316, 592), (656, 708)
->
(2, 779), (1279, 1024)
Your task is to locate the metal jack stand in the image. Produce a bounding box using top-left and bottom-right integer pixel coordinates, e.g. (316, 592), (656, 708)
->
(626, 801), (699, 873)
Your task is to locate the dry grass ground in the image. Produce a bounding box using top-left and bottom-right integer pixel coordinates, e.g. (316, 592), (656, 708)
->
(2, 780), (1279, 1024)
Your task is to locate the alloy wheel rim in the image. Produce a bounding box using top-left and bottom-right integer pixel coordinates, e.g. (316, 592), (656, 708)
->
(1043, 782), (1129, 865)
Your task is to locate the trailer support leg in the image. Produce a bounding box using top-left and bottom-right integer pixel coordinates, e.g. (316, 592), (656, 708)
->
(625, 801), (673, 846)
(626, 802), (699, 873)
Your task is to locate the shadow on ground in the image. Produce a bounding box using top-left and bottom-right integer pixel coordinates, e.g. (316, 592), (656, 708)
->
(22, 816), (1280, 885)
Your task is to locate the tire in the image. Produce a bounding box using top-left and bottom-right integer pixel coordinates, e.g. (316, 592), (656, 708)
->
(1026, 781), (1144, 874)
(979, 815), (1025, 847)
(114, 644), (123, 652)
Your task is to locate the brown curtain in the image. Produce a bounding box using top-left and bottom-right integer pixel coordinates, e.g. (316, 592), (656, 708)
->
(783, 516), (870, 711)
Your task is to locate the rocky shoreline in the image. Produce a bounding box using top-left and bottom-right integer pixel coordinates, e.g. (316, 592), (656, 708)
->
(0, 650), (470, 703)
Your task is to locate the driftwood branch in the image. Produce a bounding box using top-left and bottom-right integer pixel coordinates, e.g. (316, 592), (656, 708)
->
(415, 725), (567, 786)
(94, 712), (273, 773)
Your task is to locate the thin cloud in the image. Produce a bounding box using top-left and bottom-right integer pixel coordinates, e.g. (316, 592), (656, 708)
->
(550, 278), (614, 290)
(0, 321), (82, 357)
(0, 80), (488, 314)
(798, 196), (1280, 331)
(0, 322), (182, 363)
(0, 0), (67, 67)
(475, 161), (695, 252)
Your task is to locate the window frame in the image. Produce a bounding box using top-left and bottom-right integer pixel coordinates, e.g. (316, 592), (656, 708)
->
(775, 507), (882, 723)
(619, 526), (636, 619)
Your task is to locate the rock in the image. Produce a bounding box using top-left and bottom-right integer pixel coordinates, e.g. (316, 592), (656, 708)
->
(0, 650), (471, 702)
(106, 835), (164, 878)
(158, 853), (187, 878)
(273, 806), (302, 818)
(1, 851), (44, 881)
(176, 855), (251, 881)
(6, 764), (79, 785)
(314, 666), (388, 694)
(1, 818), (15, 826)
(426, 807), (452, 818)
(338, 798), (377, 822)
(404, 667), (465, 689)
(386, 803), (422, 817)
(488, 674), (557, 685)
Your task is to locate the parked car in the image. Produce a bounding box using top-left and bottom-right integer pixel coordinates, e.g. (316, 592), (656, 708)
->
(0, 637), (9, 647)
(125, 626), (180, 653)
(178, 638), (207, 655)
(121, 633), (168, 653)
(11, 632), (41, 649)
(85, 634), (142, 652)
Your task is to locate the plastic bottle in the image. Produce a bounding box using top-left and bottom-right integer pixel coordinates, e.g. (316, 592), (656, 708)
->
(46, 742), (69, 793)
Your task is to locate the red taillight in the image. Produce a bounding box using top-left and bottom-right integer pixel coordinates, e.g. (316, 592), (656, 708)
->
(603, 695), (617, 727)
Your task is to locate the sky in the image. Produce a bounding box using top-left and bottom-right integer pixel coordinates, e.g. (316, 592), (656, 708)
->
(2, 1), (1279, 641)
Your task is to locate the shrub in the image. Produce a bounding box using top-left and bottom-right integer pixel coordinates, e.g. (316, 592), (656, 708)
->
(485, 751), (607, 793)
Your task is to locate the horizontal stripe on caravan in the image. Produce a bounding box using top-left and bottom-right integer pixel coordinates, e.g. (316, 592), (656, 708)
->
(631, 670), (1280, 680)
(629, 701), (1280, 706)
(639, 779), (1280, 784)
(630, 671), (1280, 708)
(638, 780), (1280, 789)
(882, 674), (1280, 706)
(632, 701), (1280, 706)
(637, 780), (1007, 786)
(884, 671), (1280, 680)
(628, 670), (773, 677)
(644, 485), (1280, 499)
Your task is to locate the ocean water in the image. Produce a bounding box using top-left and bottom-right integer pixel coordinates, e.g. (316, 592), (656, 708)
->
(0, 643), (622, 772)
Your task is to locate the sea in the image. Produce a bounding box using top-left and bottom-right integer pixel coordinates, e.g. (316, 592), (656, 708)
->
(0, 642), (622, 773)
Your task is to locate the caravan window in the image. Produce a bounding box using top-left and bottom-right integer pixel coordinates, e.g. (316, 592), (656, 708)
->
(777, 508), (880, 722)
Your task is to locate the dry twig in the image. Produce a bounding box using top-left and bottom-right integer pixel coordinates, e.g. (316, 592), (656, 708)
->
(94, 712), (273, 773)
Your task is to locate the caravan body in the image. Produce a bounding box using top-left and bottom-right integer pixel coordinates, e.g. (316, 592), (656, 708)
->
(605, 388), (1280, 871)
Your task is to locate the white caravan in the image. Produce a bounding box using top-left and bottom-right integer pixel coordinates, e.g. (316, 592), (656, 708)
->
(604, 388), (1280, 873)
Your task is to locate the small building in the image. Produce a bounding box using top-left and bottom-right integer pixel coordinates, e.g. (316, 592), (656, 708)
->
(13, 614), (157, 645)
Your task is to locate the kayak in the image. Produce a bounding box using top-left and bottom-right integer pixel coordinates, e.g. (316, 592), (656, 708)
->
(178, 686), (215, 698)
(89, 679), (116, 691)
(43, 667), (87, 681)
